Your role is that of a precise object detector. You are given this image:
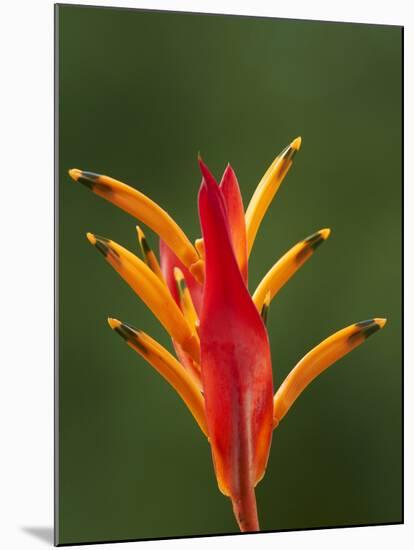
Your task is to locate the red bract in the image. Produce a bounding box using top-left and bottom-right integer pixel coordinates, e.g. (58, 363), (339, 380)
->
(69, 137), (386, 533)
(198, 159), (273, 530)
(218, 163), (248, 283)
(159, 238), (203, 313)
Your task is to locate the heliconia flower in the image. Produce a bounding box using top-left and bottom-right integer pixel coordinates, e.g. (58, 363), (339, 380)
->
(68, 137), (386, 533)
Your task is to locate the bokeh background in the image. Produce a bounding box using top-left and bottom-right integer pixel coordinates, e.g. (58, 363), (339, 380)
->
(57, 4), (402, 545)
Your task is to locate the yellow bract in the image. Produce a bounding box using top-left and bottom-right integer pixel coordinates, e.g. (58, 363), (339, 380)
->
(245, 137), (301, 256)
(86, 233), (200, 363)
(273, 319), (387, 427)
(69, 169), (202, 282)
(173, 267), (199, 334)
(136, 225), (164, 281)
(253, 228), (331, 311)
(194, 238), (205, 259)
(108, 319), (208, 436)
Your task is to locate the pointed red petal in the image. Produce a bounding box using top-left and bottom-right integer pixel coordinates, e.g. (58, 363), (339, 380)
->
(159, 239), (203, 314)
(219, 164), (248, 283)
(198, 164), (273, 525)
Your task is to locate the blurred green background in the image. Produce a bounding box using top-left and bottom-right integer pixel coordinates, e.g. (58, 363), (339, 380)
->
(57, 4), (402, 545)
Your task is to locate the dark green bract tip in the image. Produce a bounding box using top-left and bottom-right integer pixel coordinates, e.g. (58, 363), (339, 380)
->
(261, 303), (269, 325)
(94, 239), (110, 257)
(304, 231), (325, 251)
(140, 235), (151, 255)
(356, 319), (382, 339)
(175, 276), (187, 298)
(77, 171), (100, 189)
(114, 322), (138, 341)
(281, 145), (297, 163)
(115, 322), (147, 353)
(348, 319), (381, 344)
(91, 235), (120, 260)
(295, 231), (326, 263)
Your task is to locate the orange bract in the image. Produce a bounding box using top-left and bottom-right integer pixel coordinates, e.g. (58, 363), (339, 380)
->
(69, 137), (386, 533)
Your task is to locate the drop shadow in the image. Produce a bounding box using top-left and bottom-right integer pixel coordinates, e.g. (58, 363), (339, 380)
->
(22, 526), (54, 545)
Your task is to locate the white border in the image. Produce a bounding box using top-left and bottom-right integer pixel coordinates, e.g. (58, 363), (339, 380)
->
(0, 1), (410, 549)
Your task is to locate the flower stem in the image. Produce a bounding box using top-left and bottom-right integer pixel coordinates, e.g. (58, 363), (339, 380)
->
(231, 485), (260, 532)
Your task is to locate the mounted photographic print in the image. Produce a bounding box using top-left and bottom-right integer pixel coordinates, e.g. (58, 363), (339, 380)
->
(55, 3), (403, 545)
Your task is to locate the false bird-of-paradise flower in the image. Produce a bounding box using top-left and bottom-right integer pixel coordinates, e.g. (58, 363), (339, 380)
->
(68, 137), (386, 533)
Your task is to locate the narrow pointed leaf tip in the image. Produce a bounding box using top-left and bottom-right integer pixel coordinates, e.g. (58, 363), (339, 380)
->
(198, 156), (216, 185)
(68, 168), (81, 181)
(287, 136), (302, 158)
(245, 137), (302, 256)
(198, 162), (273, 531)
(86, 231), (96, 244)
(253, 228), (331, 311)
(273, 318), (387, 427)
(292, 136), (302, 150)
(136, 225), (164, 280)
(107, 318), (208, 436)
(219, 164), (248, 282)
(86, 232), (116, 258)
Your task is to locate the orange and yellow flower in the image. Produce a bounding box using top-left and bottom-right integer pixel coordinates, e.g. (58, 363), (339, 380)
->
(69, 137), (386, 532)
